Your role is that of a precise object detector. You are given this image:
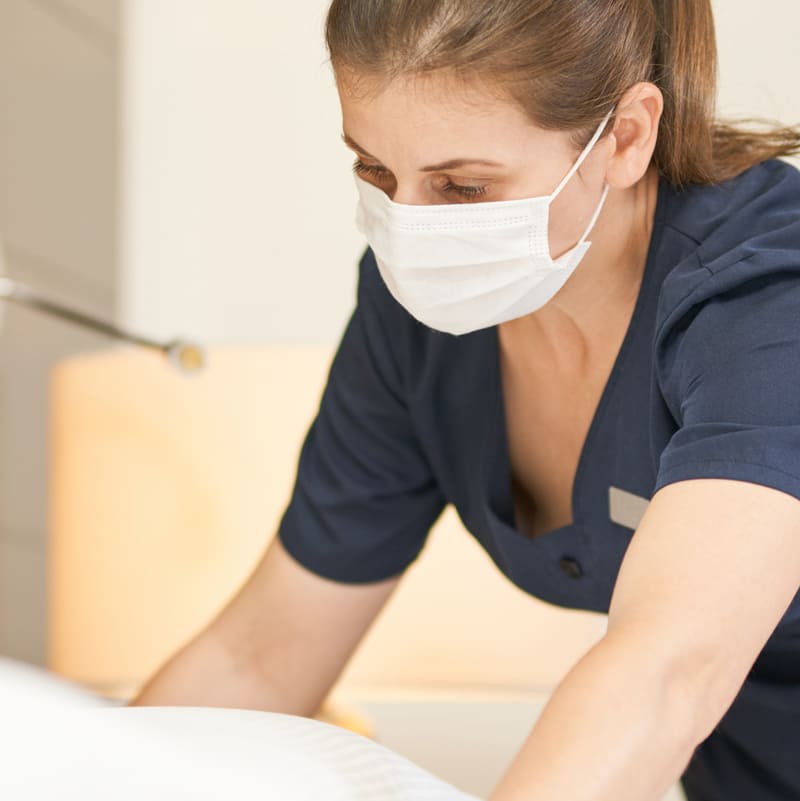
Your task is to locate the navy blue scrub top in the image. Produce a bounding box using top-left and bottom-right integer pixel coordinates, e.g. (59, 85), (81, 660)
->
(279, 158), (800, 799)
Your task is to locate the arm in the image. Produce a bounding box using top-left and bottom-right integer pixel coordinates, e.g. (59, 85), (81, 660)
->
(489, 477), (800, 801)
(131, 534), (400, 716)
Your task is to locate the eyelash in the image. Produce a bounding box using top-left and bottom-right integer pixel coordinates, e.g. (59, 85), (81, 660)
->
(352, 159), (488, 201)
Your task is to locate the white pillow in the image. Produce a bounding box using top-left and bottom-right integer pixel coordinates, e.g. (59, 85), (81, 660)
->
(0, 655), (109, 711)
(0, 657), (481, 801)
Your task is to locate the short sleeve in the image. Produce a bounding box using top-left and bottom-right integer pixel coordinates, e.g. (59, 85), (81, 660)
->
(277, 249), (447, 583)
(654, 263), (800, 500)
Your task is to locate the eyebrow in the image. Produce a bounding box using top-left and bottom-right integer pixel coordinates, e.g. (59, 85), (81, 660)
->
(341, 132), (504, 172)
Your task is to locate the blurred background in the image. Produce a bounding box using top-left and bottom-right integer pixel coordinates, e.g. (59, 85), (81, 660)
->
(0, 1), (798, 798)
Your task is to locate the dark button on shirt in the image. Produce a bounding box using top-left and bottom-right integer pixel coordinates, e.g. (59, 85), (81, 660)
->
(559, 557), (583, 579)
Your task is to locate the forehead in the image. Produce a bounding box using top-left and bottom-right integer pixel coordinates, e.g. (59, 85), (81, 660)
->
(337, 71), (546, 159)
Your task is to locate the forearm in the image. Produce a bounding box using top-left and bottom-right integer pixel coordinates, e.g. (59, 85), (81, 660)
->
(489, 634), (703, 801)
(129, 628), (316, 716)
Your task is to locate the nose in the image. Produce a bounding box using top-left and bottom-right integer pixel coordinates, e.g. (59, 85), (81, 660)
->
(389, 184), (432, 206)
(389, 183), (434, 205)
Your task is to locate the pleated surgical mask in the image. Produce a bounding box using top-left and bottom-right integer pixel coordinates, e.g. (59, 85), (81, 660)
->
(355, 107), (615, 335)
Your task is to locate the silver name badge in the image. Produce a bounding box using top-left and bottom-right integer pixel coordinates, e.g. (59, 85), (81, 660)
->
(608, 486), (650, 530)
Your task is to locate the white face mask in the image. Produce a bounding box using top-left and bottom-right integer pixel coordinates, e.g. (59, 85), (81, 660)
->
(354, 107), (614, 335)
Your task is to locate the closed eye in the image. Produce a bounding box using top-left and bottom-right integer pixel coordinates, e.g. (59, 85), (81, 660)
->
(441, 180), (488, 200)
(353, 159), (489, 202)
(352, 160), (390, 181)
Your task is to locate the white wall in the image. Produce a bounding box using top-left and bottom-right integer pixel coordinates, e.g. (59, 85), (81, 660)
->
(715, 0), (800, 145)
(0, 0), (120, 664)
(119, 0), (364, 347)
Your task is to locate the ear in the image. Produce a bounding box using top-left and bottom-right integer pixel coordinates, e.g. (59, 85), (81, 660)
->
(605, 82), (664, 189)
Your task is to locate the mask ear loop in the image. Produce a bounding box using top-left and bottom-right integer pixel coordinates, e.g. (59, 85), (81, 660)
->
(548, 106), (616, 254)
(549, 106), (616, 202)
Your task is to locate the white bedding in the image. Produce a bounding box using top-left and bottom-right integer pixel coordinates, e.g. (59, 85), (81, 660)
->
(0, 657), (481, 801)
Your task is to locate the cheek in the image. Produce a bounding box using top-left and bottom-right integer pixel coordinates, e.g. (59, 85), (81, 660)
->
(546, 177), (604, 259)
(547, 184), (584, 258)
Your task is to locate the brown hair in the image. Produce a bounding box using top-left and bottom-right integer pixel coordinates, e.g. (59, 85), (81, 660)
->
(325, 0), (800, 188)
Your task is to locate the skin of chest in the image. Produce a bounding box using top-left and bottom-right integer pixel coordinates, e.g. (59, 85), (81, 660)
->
(498, 305), (633, 539)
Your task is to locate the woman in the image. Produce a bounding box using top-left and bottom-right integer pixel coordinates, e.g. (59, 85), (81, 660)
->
(134, 2), (800, 799)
